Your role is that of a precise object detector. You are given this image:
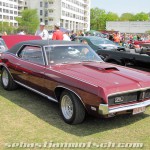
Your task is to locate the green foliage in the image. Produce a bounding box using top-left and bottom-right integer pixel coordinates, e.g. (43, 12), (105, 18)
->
(145, 30), (150, 34)
(90, 8), (107, 30)
(0, 22), (16, 34)
(15, 9), (39, 34)
(120, 13), (134, 21)
(106, 12), (119, 21)
(91, 8), (119, 30)
(133, 12), (149, 21)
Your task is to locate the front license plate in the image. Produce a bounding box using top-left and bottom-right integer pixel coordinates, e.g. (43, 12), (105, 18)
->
(133, 107), (145, 115)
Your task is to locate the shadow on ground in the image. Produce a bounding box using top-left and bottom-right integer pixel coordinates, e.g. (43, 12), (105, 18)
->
(0, 84), (149, 136)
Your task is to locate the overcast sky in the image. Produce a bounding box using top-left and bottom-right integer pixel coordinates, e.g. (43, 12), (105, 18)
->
(91, 0), (150, 16)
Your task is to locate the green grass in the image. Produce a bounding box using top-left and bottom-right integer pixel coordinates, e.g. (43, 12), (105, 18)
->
(0, 84), (150, 150)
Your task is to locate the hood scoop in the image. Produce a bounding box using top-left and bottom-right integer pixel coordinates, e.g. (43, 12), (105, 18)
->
(83, 64), (119, 71)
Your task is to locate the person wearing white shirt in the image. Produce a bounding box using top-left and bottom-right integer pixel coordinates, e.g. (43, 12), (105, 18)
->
(63, 32), (71, 41)
(35, 22), (49, 40)
(18, 30), (25, 35)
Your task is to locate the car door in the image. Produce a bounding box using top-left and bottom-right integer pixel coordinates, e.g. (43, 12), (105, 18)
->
(15, 45), (46, 93)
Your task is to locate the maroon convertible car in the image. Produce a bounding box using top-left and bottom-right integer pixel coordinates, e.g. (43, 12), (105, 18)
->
(0, 40), (150, 124)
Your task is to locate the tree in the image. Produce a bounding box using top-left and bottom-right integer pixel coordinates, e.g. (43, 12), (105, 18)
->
(120, 13), (134, 21)
(133, 12), (149, 21)
(90, 8), (107, 30)
(106, 12), (119, 21)
(15, 9), (39, 34)
(0, 22), (15, 34)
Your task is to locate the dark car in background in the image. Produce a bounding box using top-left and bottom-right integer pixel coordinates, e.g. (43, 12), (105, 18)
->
(75, 36), (125, 51)
(140, 43), (150, 56)
(74, 36), (150, 72)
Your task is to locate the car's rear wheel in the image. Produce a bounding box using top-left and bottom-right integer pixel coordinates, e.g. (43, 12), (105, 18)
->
(1, 68), (17, 90)
(60, 90), (85, 124)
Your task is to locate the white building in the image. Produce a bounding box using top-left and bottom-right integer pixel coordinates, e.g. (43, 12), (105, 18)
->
(25, 0), (91, 31)
(106, 21), (150, 33)
(0, 0), (25, 26)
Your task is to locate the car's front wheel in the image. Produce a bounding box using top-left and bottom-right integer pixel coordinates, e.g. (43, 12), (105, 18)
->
(1, 68), (17, 90)
(60, 90), (85, 124)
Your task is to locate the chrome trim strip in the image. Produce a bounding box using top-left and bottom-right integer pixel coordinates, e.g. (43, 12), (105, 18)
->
(15, 81), (58, 103)
(55, 85), (82, 100)
(99, 100), (150, 115)
(43, 44), (84, 49)
(55, 85), (86, 108)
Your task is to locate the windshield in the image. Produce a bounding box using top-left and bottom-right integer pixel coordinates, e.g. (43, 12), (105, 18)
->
(90, 38), (115, 46)
(44, 45), (102, 65)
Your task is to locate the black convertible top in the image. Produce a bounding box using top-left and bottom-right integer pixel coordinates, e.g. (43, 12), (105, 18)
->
(8, 40), (81, 54)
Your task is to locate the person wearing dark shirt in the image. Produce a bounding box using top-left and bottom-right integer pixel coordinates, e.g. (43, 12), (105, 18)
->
(70, 30), (76, 41)
(52, 23), (63, 40)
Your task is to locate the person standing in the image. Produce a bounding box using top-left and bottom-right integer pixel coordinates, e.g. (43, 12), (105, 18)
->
(70, 30), (76, 41)
(35, 22), (49, 40)
(113, 32), (120, 44)
(63, 31), (71, 41)
(18, 29), (25, 35)
(52, 23), (63, 40)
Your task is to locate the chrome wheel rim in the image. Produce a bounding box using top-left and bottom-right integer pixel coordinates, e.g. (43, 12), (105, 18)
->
(2, 70), (9, 87)
(61, 95), (73, 120)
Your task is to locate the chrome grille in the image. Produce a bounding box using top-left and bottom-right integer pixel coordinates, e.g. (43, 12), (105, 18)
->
(108, 89), (150, 106)
(145, 89), (150, 99)
(108, 92), (138, 106)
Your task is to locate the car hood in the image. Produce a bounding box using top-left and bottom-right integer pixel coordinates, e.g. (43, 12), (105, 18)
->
(51, 62), (150, 95)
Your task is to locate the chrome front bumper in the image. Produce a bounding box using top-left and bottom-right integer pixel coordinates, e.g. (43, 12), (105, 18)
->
(99, 100), (150, 115)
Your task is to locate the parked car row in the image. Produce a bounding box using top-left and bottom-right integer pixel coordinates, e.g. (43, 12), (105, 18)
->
(74, 36), (150, 71)
(0, 37), (150, 124)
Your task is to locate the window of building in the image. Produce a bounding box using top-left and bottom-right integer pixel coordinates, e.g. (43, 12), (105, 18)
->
(45, 20), (48, 25)
(14, 11), (17, 15)
(45, 11), (48, 17)
(10, 10), (13, 14)
(40, 2), (42, 7)
(10, 16), (13, 20)
(40, 10), (43, 15)
(14, 5), (18, 9)
(65, 20), (69, 28)
(49, 2), (53, 4)
(10, 4), (13, 8)
(49, 18), (53, 21)
(49, 9), (53, 13)
(45, 2), (48, 8)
